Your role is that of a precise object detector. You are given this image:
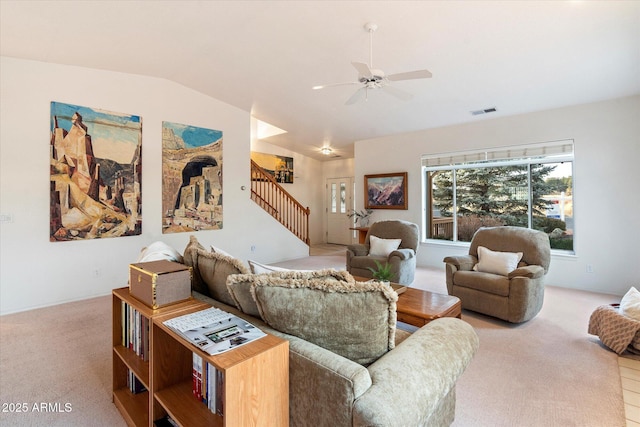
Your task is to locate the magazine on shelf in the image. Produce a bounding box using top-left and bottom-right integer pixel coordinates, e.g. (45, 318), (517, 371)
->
(163, 307), (266, 355)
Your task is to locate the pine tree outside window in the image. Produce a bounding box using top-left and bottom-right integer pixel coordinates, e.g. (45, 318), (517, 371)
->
(423, 141), (574, 252)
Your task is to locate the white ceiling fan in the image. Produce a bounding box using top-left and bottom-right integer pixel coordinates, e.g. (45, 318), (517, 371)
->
(312, 22), (432, 105)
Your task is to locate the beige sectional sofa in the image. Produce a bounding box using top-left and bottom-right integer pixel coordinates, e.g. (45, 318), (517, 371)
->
(182, 236), (479, 426)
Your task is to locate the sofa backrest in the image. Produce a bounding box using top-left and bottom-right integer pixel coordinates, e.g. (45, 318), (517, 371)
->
(469, 226), (551, 273)
(365, 220), (420, 252)
(183, 235), (250, 305)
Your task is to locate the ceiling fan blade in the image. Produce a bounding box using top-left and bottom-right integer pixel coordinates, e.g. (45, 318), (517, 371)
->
(351, 62), (373, 78)
(382, 85), (413, 101)
(345, 87), (366, 105)
(312, 81), (359, 90)
(387, 69), (433, 81)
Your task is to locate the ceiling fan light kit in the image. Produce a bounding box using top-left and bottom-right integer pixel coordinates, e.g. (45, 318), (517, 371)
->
(313, 22), (432, 105)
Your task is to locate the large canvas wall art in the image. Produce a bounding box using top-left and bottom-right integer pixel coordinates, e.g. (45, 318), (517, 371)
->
(251, 151), (294, 183)
(162, 122), (223, 233)
(49, 101), (142, 241)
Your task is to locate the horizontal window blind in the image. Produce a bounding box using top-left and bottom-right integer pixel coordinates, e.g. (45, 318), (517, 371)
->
(422, 140), (574, 168)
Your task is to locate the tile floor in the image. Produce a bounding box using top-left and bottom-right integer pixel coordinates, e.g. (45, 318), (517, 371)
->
(620, 356), (640, 426)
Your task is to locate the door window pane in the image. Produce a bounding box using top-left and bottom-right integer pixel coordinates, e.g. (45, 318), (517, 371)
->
(330, 183), (337, 213)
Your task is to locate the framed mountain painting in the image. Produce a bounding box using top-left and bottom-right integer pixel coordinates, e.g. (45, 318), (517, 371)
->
(364, 172), (408, 210)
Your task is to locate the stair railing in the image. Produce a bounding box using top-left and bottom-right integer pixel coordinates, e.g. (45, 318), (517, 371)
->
(250, 160), (310, 245)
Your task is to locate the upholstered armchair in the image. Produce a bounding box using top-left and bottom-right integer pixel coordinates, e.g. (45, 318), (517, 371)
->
(346, 220), (419, 285)
(443, 226), (551, 323)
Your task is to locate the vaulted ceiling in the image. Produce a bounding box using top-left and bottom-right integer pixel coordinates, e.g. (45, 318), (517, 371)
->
(1, 1), (639, 160)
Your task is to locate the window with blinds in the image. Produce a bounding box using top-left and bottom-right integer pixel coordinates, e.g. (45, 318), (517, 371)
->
(422, 140), (574, 168)
(423, 140), (574, 252)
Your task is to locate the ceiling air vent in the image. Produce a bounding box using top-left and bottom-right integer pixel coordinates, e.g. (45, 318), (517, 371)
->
(471, 107), (497, 116)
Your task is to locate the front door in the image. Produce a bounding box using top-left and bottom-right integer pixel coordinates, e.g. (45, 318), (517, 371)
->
(326, 177), (354, 245)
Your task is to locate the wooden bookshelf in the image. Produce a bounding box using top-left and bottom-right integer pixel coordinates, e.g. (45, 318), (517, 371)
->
(152, 306), (289, 426)
(112, 287), (289, 427)
(112, 287), (206, 427)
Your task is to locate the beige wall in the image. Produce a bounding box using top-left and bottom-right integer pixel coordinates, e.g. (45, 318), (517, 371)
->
(2, 55), (636, 313)
(354, 95), (640, 296)
(0, 57), (310, 314)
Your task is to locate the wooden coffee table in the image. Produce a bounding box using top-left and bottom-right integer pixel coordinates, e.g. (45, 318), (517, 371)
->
(353, 276), (462, 327)
(395, 287), (462, 327)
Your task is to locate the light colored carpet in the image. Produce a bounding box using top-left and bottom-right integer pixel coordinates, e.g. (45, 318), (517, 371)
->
(454, 286), (624, 427)
(277, 247), (625, 427)
(0, 246), (624, 426)
(0, 295), (126, 426)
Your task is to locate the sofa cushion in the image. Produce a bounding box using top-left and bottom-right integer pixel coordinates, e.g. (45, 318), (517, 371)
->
(348, 254), (388, 269)
(455, 270), (511, 297)
(251, 270), (397, 366)
(369, 235), (402, 257)
(474, 246), (523, 276)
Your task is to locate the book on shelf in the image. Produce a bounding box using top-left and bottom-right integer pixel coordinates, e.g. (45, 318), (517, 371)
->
(154, 415), (179, 427)
(127, 369), (146, 394)
(192, 353), (224, 416)
(163, 307), (266, 355)
(121, 301), (150, 361)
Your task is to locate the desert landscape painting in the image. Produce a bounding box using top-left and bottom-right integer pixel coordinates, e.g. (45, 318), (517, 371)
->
(250, 151), (294, 183)
(162, 121), (223, 233)
(49, 101), (142, 241)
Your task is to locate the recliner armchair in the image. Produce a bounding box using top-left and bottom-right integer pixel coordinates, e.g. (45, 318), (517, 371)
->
(443, 226), (551, 323)
(346, 220), (419, 285)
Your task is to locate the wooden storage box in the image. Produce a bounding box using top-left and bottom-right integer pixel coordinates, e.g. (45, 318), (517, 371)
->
(129, 260), (192, 309)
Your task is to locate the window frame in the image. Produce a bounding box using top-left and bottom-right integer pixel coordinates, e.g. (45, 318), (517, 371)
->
(422, 141), (575, 254)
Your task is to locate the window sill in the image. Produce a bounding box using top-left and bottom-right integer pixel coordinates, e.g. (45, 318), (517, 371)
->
(421, 239), (576, 258)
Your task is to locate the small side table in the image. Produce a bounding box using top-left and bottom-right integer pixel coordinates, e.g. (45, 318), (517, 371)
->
(350, 227), (369, 244)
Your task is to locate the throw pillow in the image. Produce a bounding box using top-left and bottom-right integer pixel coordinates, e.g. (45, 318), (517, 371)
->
(248, 259), (312, 274)
(251, 271), (397, 366)
(621, 287), (640, 321)
(211, 245), (232, 258)
(137, 241), (183, 263)
(195, 250), (250, 306)
(227, 269), (352, 318)
(183, 235), (250, 303)
(474, 246), (523, 276)
(249, 260), (291, 274)
(183, 235), (209, 295)
(369, 235), (402, 257)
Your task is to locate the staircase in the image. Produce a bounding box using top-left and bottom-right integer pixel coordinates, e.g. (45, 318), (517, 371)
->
(250, 160), (310, 244)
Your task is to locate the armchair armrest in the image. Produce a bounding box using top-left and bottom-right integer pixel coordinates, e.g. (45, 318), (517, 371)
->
(508, 264), (545, 279)
(347, 243), (369, 257)
(388, 248), (415, 261)
(353, 318), (479, 426)
(443, 254), (477, 271)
